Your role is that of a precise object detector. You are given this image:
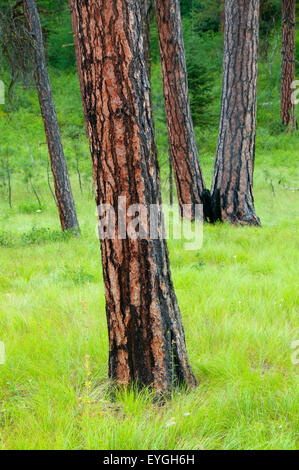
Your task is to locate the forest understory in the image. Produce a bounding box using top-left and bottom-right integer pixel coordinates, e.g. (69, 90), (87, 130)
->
(0, 0), (298, 451)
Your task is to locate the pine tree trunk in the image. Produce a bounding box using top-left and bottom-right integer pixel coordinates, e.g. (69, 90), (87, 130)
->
(281, 0), (296, 127)
(211, 0), (261, 226)
(24, 0), (79, 232)
(140, 0), (157, 161)
(70, 0), (197, 393)
(221, 0), (225, 33)
(155, 0), (208, 222)
(70, 0), (89, 138)
(141, 0), (152, 81)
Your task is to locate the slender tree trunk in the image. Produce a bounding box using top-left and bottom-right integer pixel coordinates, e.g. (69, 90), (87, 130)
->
(70, 0), (196, 393)
(155, 0), (208, 222)
(76, 156), (83, 194)
(30, 179), (42, 210)
(281, 0), (296, 127)
(47, 161), (58, 206)
(211, 0), (261, 226)
(24, 0), (79, 232)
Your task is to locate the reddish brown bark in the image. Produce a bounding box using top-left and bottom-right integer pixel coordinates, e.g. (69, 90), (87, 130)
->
(211, 0), (261, 226)
(70, 0), (196, 393)
(140, 0), (157, 159)
(70, 1), (89, 137)
(281, 0), (296, 127)
(221, 1), (225, 33)
(141, 0), (152, 81)
(155, 0), (208, 221)
(24, 0), (79, 232)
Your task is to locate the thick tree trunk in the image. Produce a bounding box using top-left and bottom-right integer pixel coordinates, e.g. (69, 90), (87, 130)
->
(211, 0), (261, 226)
(70, 0), (196, 393)
(24, 0), (79, 232)
(281, 0), (296, 127)
(155, 0), (208, 222)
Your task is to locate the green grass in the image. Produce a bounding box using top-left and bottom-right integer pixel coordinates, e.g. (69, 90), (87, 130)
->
(0, 140), (298, 450)
(0, 28), (298, 449)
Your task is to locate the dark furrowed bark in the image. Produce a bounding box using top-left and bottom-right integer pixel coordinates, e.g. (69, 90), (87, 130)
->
(155, 0), (208, 222)
(70, 0), (89, 138)
(281, 0), (296, 127)
(24, 0), (79, 232)
(211, 0), (261, 226)
(140, 0), (157, 176)
(70, 0), (196, 393)
(141, 0), (152, 82)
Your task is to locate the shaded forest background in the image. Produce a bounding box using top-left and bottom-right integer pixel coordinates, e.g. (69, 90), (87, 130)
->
(0, 0), (298, 213)
(0, 1), (298, 449)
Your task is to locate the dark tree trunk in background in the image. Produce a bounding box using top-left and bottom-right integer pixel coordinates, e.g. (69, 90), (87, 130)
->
(221, 1), (225, 33)
(24, 0), (79, 232)
(281, 0), (296, 127)
(70, 0), (196, 393)
(155, 0), (208, 222)
(141, 0), (152, 81)
(70, 0), (89, 137)
(211, 0), (261, 226)
(140, 0), (157, 161)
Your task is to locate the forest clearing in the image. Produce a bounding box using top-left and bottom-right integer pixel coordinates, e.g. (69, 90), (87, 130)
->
(0, 0), (298, 452)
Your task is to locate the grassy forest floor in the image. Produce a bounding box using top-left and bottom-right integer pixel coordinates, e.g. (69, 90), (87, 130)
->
(0, 26), (299, 448)
(0, 130), (298, 449)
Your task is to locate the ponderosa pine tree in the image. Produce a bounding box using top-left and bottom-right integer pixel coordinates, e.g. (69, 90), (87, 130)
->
(211, 0), (261, 226)
(281, 0), (296, 127)
(69, 0), (196, 393)
(24, 0), (79, 232)
(154, 0), (208, 221)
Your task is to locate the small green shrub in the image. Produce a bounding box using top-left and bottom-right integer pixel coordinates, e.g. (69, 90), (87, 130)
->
(60, 266), (96, 285)
(0, 231), (15, 247)
(268, 119), (288, 136)
(18, 202), (44, 215)
(20, 226), (73, 246)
